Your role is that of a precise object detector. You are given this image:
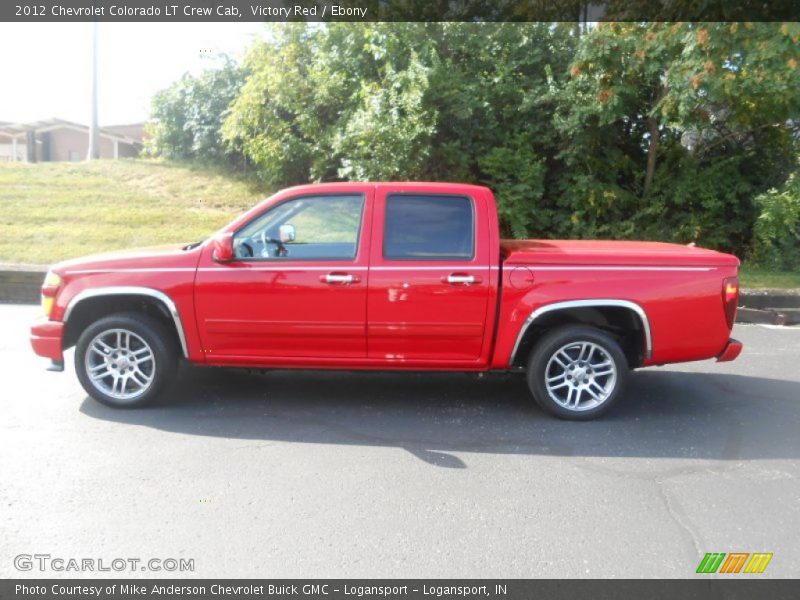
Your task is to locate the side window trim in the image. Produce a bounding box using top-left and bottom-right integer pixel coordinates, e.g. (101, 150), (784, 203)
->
(382, 193), (476, 262)
(232, 193), (366, 262)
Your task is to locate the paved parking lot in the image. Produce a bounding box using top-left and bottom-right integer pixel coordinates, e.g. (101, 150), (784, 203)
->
(1, 304), (799, 578)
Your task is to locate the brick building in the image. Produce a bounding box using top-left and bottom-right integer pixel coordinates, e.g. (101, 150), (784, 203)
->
(0, 118), (143, 162)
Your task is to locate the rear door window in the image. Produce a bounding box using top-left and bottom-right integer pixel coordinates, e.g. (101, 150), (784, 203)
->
(383, 195), (474, 260)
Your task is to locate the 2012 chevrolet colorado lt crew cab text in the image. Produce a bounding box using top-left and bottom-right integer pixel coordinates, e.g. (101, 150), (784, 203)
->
(30, 182), (742, 419)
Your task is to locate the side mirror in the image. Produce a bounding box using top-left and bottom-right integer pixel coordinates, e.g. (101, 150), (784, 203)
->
(279, 223), (296, 243)
(211, 232), (234, 262)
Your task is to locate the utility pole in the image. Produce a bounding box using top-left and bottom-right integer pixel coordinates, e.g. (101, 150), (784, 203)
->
(87, 21), (100, 160)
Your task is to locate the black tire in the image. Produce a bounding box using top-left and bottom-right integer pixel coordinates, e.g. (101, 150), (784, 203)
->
(75, 312), (178, 408)
(526, 325), (628, 420)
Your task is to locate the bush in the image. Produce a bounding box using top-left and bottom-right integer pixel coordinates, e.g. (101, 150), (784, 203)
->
(146, 56), (246, 165)
(637, 153), (758, 254)
(748, 170), (800, 270)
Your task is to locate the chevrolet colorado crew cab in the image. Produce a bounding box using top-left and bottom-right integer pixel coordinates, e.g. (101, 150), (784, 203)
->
(30, 182), (742, 419)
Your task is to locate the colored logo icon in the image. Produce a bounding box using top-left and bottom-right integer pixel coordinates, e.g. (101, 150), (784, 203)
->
(697, 552), (773, 574)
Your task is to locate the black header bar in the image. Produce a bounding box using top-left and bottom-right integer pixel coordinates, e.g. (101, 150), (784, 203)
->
(2, 1), (798, 23)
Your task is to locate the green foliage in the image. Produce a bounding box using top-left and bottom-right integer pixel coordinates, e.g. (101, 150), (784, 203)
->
(480, 143), (546, 238)
(148, 22), (800, 258)
(749, 169), (800, 271)
(220, 24), (575, 190)
(663, 23), (800, 133)
(552, 22), (800, 251)
(335, 51), (437, 180)
(640, 154), (758, 251)
(146, 56), (246, 164)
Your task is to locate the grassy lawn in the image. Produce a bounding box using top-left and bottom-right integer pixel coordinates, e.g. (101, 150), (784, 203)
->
(739, 267), (800, 290)
(0, 159), (269, 266)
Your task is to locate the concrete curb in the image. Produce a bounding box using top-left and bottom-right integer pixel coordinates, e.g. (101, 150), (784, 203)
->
(739, 289), (800, 325)
(740, 290), (800, 309)
(737, 307), (788, 326)
(0, 268), (46, 304)
(1, 269), (799, 325)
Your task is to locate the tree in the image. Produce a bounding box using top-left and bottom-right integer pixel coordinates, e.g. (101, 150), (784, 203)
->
(147, 56), (246, 163)
(553, 22), (800, 251)
(749, 167), (800, 270)
(222, 22), (576, 238)
(151, 22), (800, 258)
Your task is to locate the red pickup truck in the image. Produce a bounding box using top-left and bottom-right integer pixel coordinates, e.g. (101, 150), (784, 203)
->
(30, 182), (742, 419)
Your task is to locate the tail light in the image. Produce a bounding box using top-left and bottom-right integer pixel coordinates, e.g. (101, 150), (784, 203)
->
(722, 276), (739, 329)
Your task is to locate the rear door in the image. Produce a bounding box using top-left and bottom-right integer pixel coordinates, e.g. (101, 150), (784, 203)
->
(367, 185), (493, 365)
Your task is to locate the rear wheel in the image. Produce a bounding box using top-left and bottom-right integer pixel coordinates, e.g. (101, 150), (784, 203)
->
(75, 312), (177, 408)
(527, 326), (628, 420)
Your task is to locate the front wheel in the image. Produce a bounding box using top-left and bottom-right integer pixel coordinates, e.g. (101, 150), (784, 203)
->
(527, 326), (628, 420)
(75, 313), (177, 408)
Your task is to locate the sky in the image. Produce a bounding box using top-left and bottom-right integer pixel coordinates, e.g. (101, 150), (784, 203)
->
(0, 22), (265, 126)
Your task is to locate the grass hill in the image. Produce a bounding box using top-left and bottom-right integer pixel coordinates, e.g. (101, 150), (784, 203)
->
(0, 159), (269, 266)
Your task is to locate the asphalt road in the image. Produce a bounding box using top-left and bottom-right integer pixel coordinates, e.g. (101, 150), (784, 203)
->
(1, 304), (799, 579)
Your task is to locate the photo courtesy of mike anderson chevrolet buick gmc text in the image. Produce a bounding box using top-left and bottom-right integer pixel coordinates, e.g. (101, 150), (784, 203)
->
(30, 182), (742, 419)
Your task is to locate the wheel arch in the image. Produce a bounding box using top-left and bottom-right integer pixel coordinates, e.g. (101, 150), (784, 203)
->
(509, 299), (652, 369)
(62, 287), (188, 357)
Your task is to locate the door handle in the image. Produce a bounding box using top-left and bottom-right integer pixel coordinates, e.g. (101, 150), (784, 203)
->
(446, 273), (478, 286)
(323, 273), (358, 285)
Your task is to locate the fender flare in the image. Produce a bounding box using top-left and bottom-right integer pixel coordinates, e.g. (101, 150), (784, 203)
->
(63, 286), (189, 357)
(509, 299), (652, 365)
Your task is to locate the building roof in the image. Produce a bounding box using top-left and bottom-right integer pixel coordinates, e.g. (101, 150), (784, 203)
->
(103, 122), (145, 142)
(0, 118), (142, 145)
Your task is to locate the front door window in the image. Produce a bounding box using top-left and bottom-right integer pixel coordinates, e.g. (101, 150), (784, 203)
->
(233, 194), (364, 261)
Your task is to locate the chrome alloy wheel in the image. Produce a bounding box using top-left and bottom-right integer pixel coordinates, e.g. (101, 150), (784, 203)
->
(84, 328), (156, 402)
(544, 341), (617, 412)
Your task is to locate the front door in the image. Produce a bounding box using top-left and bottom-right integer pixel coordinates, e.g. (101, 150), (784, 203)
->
(194, 189), (372, 361)
(367, 186), (493, 365)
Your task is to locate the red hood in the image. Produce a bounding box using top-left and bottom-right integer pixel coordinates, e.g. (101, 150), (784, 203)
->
(52, 243), (200, 273)
(501, 239), (740, 267)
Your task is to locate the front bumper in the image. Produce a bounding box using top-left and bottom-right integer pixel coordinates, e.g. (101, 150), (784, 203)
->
(30, 317), (65, 364)
(716, 338), (743, 362)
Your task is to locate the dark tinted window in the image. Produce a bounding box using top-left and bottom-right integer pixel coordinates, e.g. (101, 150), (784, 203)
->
(384, 195), (474, 260)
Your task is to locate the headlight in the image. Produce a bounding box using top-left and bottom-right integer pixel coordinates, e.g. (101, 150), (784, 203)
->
(43, 271), (62, 287)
